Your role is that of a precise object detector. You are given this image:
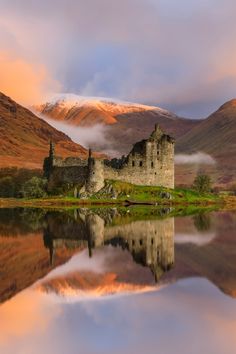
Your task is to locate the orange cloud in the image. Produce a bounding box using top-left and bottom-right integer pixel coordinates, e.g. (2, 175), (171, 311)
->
(0, 290), (60, 344)
(0, 51), (61, 105)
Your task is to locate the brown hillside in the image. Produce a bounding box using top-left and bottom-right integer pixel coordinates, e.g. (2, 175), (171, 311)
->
(109, 111), (200, 155)
(176, 99), (236, 156)
(0, 92), (88, 169)
(176, 99), (236, 186)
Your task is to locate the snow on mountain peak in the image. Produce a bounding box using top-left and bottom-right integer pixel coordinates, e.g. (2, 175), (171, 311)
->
(44, 93), (172, 116)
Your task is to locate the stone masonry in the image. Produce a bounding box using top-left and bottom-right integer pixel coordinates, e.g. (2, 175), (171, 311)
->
(43, 124), (175, 193)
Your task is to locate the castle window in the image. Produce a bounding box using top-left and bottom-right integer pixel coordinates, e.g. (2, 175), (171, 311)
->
(132, 240), (135, 246)
(151, 238), (154, 245)
(139, 161), (143, 167)
(151, 162), (154, 168)
(139, 239), (143, 246)
(132, 161), (135, 167)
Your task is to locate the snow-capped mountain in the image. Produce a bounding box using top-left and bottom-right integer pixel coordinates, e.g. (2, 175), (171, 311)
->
(33, 93), (175, 126)
(33, 94), (199, 156)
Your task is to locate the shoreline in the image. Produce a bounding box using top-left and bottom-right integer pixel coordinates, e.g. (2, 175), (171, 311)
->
(0, 196), (227, 209)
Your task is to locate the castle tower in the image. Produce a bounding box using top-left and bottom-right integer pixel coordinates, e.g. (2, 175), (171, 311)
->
(86, 150), (105, 193)
(49, 140), (55, 160)
(43, 141), (55, 179)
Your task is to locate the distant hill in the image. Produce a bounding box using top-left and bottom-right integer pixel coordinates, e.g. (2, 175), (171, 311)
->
(33, 94), (200, 155)
(0, 92), (87, 169)
(176, 99), (236, 186)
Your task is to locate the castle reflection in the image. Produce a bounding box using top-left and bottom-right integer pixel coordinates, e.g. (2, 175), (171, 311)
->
(43, 208), (175, 282)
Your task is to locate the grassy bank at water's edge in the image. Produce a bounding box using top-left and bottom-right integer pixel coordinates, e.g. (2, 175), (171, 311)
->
(0, 181), (224, 208)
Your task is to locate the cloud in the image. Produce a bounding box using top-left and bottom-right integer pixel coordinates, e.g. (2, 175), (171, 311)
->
(175, 232), (215, 246)
(175, 152), (216, 165)
(1, 0), (236, 116)
(41, 117), (118, 156)
(0, 51), (61, 105)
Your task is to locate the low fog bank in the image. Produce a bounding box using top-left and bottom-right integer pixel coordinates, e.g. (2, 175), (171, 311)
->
(43, 117), (119, 157)
(40, 117), (217, 165)
(175, 232), (216, 246)
(175, 152), (216, 165)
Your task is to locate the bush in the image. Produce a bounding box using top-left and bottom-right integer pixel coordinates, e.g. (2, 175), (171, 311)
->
(21, 177), (48, 198)
(193, 174), (212, 194)
(0, 168), (43, 198)
(0, 177), (15, 197)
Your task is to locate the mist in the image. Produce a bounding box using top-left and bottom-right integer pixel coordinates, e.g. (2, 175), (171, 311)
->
(175, 152), (216, 165)
(43, 117), (118, 157)
(175, 232), (215, 246)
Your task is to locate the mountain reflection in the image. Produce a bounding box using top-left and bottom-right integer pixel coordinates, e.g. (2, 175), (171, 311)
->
(43, 208), (174, 282)
(1, 207), (236, 303)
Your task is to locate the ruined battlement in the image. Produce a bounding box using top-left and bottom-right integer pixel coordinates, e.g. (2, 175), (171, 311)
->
(43, 124), (175, 193)
(53, 156), (87, 168)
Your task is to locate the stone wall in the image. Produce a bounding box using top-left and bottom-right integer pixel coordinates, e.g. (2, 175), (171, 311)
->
(104, 126), (175, 188)
(47, 165), (88, 190)
(105, 217), (174, 280)
(44, 209), (174, 280)
(44, 124), (175, 192)
(53, 156), (87, 167)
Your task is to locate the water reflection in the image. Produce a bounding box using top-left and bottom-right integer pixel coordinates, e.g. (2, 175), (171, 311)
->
(1, 208), (236, 303)
(43, 209), (174, 282)
(1, 208), (236, 354)
(0, 207), (174, 303)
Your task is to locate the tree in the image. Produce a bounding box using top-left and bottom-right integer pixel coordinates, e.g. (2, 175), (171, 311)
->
(193, 213), (211, 232)
(21, 177), (47, 198)
(193, 174), (212, 194)
(0, 177), (15, 197)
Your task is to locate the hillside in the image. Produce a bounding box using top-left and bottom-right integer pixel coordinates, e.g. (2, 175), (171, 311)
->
(0, 92), (88, 169)
(33, 94), (200, 155)
(176, 99), (236, 156)
(176, 99), (236, 185)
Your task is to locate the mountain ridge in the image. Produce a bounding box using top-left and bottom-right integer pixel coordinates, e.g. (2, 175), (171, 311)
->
(33, 94), (201, 156)
(0, 92), (88, 169)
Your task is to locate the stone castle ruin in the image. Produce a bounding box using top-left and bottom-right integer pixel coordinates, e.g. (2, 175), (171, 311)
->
(43, 209), (174, 282)
(44, 124), (175, 193)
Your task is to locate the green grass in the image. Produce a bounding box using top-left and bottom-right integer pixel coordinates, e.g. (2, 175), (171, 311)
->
(90, 180), (221, 205)
(0, 180), (222, 209)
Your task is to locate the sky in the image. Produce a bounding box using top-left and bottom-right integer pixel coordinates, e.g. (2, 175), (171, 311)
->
(0, 0), (236, 118)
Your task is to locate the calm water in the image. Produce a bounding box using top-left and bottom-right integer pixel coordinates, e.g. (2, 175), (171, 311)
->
(0, 207), (236, 354)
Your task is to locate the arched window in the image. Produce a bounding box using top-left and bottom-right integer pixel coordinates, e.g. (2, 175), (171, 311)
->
(139, 161), (143, 167)
(132, 161), (135, 167)
(151, 162), (154, 168)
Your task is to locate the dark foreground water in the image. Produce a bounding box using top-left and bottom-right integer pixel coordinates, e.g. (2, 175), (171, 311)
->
(0, 207), (236, 354)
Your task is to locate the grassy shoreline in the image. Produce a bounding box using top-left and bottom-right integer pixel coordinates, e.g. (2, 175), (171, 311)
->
(0, 195), (225, 209)
(0, 182), (231, 209)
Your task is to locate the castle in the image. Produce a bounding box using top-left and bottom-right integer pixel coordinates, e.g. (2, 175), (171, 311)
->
(43, 124), (175, 193)
(43, 208), (174, 281)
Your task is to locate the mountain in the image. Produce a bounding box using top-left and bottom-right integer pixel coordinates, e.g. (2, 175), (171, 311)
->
(33, 94), (200, 155)
(176, 99), (236, 185)
(37, 271), (154, 299)
(0, 92), (87, 169)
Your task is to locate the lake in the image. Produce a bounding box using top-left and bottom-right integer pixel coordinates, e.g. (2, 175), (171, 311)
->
(0, 207), (236, 354)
